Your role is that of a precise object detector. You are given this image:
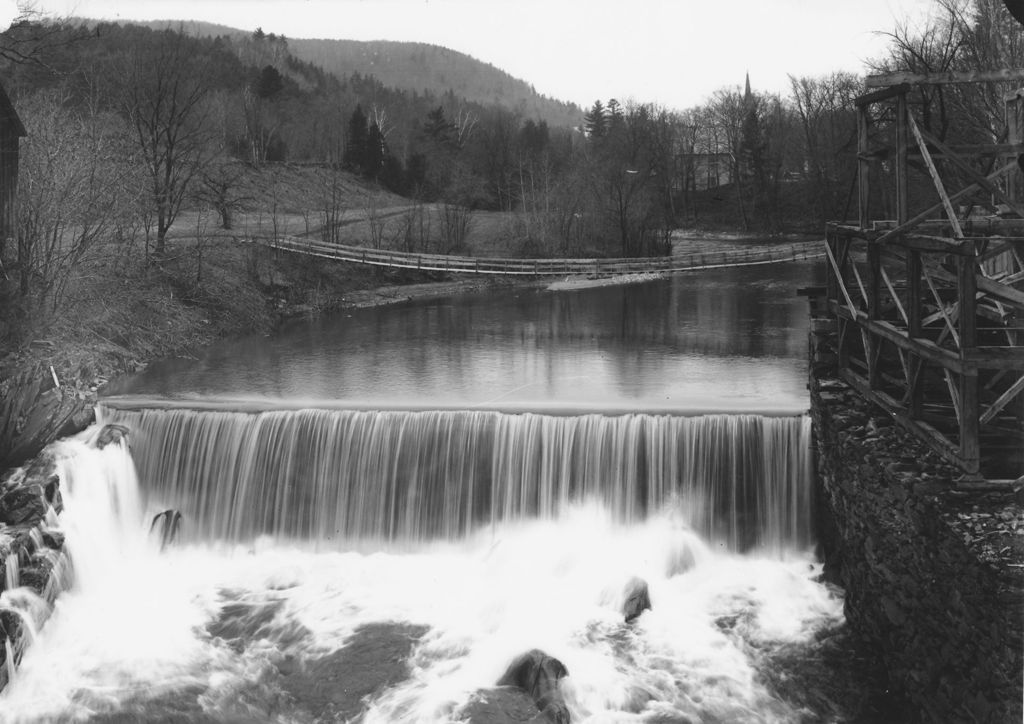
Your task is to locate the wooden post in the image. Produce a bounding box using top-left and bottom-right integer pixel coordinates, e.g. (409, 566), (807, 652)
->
(826, 229), (837, 311)
(907, 249), (924, 419)
(895, 97), (921, 414)
(858, 106), (870, 230)
(896, 93), (909, 228)
(908, 114), (964, 239)
(867, 242), (882, 389)
(958, 251), (980, 473)
(1006, 93), (1020, 204)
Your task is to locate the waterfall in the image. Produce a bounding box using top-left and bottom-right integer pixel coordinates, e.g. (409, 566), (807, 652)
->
(1, 411), (843, 722)
(97, 405), (813, 552)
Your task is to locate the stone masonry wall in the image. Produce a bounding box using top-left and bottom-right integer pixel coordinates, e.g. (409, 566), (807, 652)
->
(811, 372), (1024, 723)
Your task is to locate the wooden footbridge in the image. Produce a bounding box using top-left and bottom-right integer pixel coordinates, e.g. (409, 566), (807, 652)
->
(254, 235), (824, 277)
(823, 70), (1024, 481)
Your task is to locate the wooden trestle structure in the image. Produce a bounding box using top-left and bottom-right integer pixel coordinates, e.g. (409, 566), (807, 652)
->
(825, 70), (1024, 481)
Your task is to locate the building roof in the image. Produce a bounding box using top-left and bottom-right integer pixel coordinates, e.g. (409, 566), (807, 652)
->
(0, 81), (27, 138)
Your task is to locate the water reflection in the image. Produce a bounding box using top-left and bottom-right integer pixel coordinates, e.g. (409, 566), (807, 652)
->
(108, 262), (824, 413)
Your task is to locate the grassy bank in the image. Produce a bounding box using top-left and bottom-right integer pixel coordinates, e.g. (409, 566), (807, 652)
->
(1, 162), (802, 469)
(0, 164), (527, 469)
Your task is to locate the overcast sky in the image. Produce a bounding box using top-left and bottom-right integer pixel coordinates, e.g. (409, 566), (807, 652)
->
(8, 0), (938, 109)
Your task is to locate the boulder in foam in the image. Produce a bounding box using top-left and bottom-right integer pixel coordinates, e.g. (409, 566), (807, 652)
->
(497, 649), (570, 723)
(94, 423), (129, 450)
(621, 576), (652, 624)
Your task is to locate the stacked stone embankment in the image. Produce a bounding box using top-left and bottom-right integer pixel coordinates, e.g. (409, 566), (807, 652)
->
(0, 447), (70, 691)
(811, 375), (1024, 722)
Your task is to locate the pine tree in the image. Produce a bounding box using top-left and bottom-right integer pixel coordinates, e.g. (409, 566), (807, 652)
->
(365, 122), (385, 179)
(584, 100), (607, 138)
(345, 104), (369, 172)
(255, 64), (284, 99)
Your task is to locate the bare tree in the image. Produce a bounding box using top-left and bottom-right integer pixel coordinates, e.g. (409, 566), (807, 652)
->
(439, 203), (472, 252)
(789, 72), (860, 222)
(117, 28), (215, 256)
(365, 191), (389, 250)
(318, 164), (345, 243)
(14, 90), (129, 316)
(453, 106), (478, 148)
(0, 2), (87, 70)
(195, 159), (251, 230)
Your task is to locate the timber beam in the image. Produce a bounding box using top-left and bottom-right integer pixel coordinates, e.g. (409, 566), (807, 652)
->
(865, 69), (1024, 88)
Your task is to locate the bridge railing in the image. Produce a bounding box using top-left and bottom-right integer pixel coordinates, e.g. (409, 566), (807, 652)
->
(254, 234), (824, 276)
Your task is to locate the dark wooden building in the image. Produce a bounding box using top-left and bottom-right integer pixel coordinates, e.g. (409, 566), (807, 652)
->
(0, 80), (26, 246)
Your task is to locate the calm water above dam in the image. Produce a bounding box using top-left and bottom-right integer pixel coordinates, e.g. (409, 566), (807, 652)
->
(106, 262), (823, 414)
(0, 260), (870, 724)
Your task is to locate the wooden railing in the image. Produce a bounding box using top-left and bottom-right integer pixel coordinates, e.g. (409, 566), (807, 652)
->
(253, 235), (824, 276)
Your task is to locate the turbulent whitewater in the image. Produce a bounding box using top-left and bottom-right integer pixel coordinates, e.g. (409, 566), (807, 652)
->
(1, 269), (842, 721)
(0, 407), (844, 723)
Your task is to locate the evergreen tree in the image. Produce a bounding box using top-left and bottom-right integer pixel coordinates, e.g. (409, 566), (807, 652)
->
(584, 100), (606, 138)
(255, 64), (284, 99)
(344, 104), (369, 171)
(423, 106), (454, 145)
(606, 98), (624, 133)
(365, 122), (385, 179)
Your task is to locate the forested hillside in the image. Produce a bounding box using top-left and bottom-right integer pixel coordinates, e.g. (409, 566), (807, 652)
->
(286, 38), (582, 129)
(1, 1), (1021, 353)
(114, 20), (582, 129)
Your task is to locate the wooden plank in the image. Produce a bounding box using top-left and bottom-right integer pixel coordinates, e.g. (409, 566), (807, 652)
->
(840, 367), (969, 471)
(875, 163), (1017, 244)
(858, 107), (871, 230)
(909, 114), (964, 238)
(959, 253), (981, 470)
(923, 300), (959, 327)
(881, 265), (909, 324)
(825, 242), (859, 314)
(977, 241), (1018, 266)
(908, 246), (924, 418)
(855, 83), (912, 107)
(865, 69), (1024, 88)
(980, 375), (1024, 425)
(929, 261), (1024, 309)
(923, 265), (961, 347)
(944, 368), (962, 424)
(916, 125), (1024, 218)
(960, 367), (981, 472)
(909, 142), (1024, 156)
(830, 300), (965, 372)
(963, 347), (1024, 370)
(959, 254), (978, 353)
(977, 275), (1024, 309)
(907, 355), (925, 418)
(867, 243), (882, 388)
(896, 93), (909, 228)
(851, 257), (870, 306)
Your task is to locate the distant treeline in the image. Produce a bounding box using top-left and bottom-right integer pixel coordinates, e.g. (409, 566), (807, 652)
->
(0, 0), (1020, 324)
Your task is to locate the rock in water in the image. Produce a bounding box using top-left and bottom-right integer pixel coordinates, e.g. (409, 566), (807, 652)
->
(622, 576), (652, 624)
(150, 510), (182, 551)
(0, 485), (48, 526)
(497, 649), (570, 723)
(94, 423), (129, 449)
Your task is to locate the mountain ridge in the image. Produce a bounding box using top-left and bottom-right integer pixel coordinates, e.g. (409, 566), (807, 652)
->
(107, 18), (582, 128)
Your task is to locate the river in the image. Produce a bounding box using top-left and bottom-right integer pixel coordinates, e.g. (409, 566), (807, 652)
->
(0, 262), (879, 723)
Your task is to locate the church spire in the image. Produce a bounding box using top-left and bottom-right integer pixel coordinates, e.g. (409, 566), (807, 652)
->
(744, 72), (752, 102)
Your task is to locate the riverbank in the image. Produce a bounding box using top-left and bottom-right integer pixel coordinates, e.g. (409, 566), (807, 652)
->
(0, 236), (523, 472)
